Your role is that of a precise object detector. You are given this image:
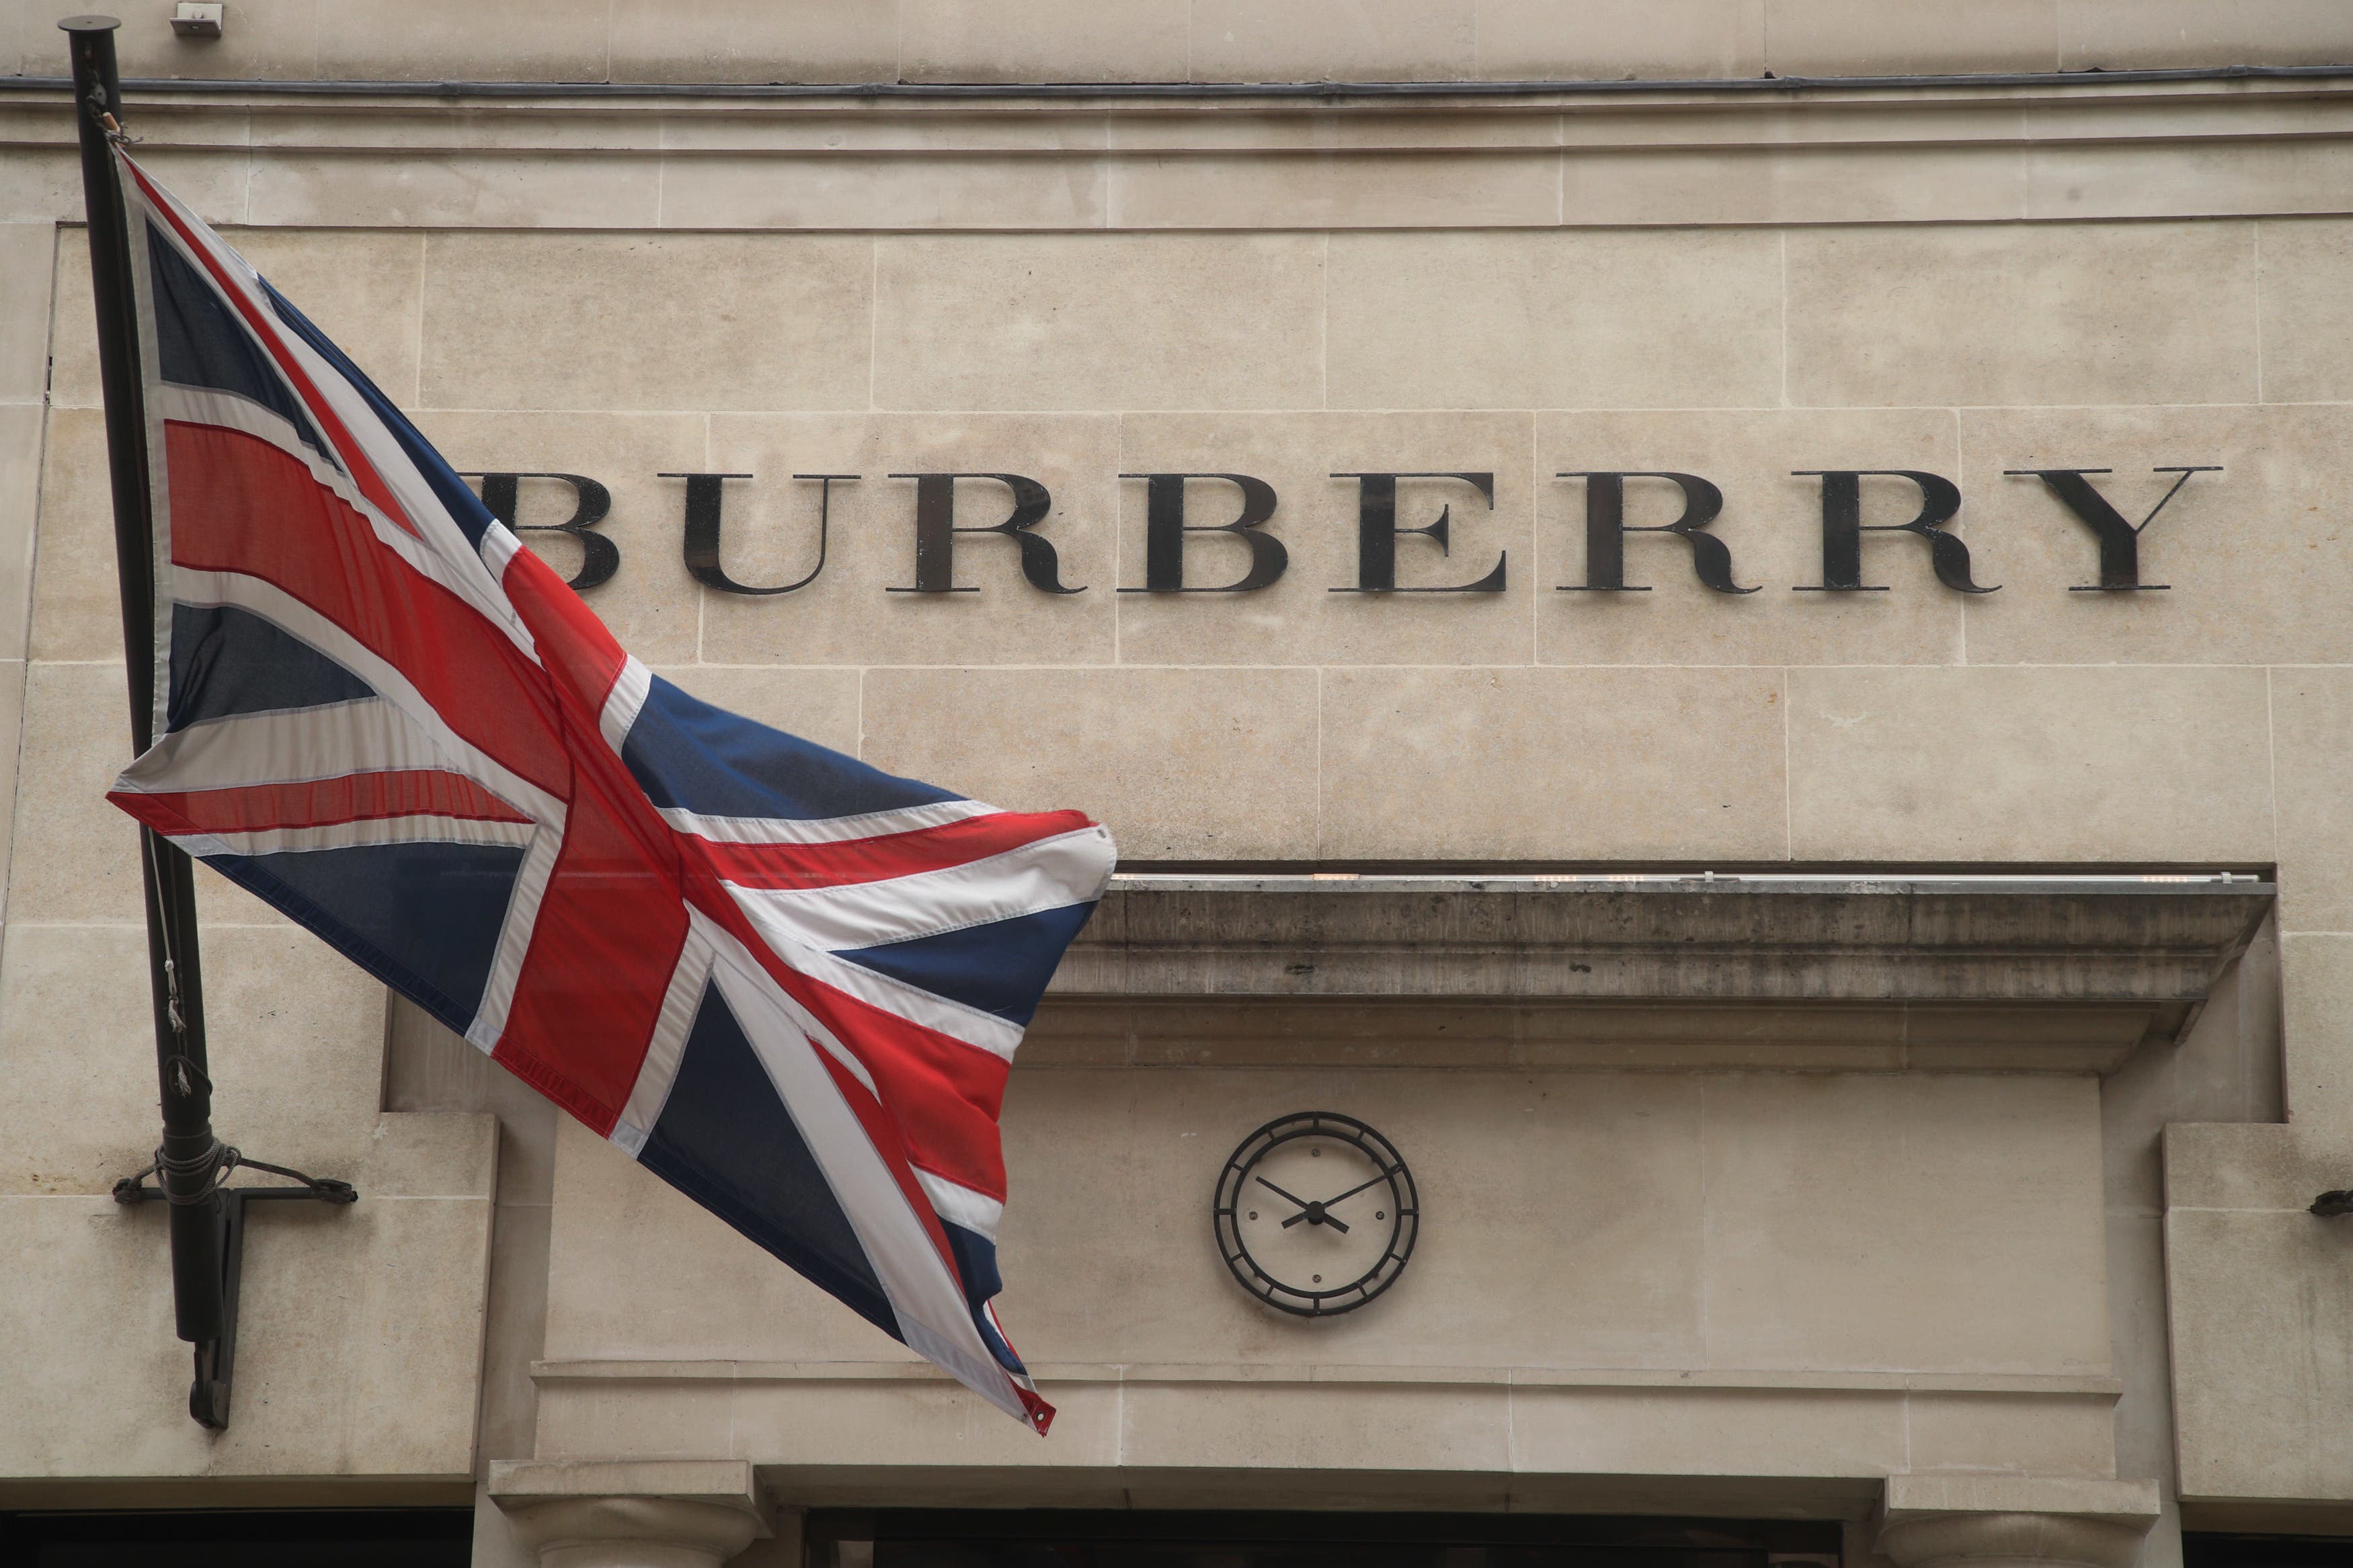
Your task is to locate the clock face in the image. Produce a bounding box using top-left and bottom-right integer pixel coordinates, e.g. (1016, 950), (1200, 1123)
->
(1212, 1112), (1419, 1317)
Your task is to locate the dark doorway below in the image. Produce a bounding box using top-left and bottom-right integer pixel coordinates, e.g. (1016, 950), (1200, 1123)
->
(809, 1510), (1845, 1568)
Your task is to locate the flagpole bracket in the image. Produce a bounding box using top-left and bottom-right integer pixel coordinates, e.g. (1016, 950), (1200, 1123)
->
(112, 1147), (358, 1430)
(61, 14), (361, 1433)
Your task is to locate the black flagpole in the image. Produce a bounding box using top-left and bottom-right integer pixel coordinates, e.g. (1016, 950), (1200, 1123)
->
(61, 14), (234, 1426)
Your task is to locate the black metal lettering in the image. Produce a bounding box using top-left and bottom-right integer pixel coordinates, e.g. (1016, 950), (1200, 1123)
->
(462, 471), (618, 590)
(661, 471), (850, 596)
(2004, 465), (2220, 591)
(1117, 472), (1285, 593)
(1558, 471), (1754, 595)
(1330, 472), (1506, 593)
(1792, 469), (1995, 594)
(887, 472), (1084, 595)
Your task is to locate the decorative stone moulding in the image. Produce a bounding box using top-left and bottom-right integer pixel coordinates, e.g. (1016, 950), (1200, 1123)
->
(6, 76), (2353, 232)
(1876, 1476), (2163, 1568)
(1052, 874), (2272, 1071)
(1878, 1514), (2151, 1568)
(489, 1460), (768, 1568)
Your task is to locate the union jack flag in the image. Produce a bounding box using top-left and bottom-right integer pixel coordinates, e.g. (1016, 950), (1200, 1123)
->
(99, 150), (1114, 1430)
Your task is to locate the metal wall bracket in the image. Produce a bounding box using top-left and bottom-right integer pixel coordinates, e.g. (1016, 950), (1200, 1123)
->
(114, 1150), (357, 1429)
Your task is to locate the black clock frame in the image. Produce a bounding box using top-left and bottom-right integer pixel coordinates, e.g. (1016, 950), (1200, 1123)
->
(1212, 1110), (1420, 1317)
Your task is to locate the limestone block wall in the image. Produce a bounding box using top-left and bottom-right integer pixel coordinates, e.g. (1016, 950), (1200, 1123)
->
(3, 69), (2352, 1533)
(0, 222), (497, 1498)
(0, 1), (2348, 86)
(26, 213), (2336, 881)
(527, 1062), (2122, 1487)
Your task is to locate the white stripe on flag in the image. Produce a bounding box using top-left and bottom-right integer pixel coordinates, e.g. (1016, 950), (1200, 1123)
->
(123, 175), (176, 748)
(477, 521), (522, 583)
(118, 699), (444, 795)
(913, 1168), (1006, 1245)
(176, 813), (539, 858)
(611, 922), (715, 1157)
(722, 825), (1114, 951)
(464, 819), (565, 1056)
(599, 655), (652, 759)
(157, 567), (565, 824)
(699, 922), (1033, 1423)
(155, 382), (331, 468)
(660, 797), (998, 847)
(717, 897), (1025, 1062)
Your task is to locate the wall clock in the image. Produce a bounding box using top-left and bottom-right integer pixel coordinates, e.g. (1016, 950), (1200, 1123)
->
(1212, 1111), (1419, 1317)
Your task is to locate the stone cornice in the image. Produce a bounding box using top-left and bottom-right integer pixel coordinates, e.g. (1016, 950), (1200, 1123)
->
(5, 76), (2353, 228)
(489, 1459), (770, 1567)
(529, 1358), (2125, 1396)
(1046, 874), (2272, 1065)
(1060, 872), (2270, 995)
(5, 66), (2353, 108)
(1877, 1476), (2163, 1568)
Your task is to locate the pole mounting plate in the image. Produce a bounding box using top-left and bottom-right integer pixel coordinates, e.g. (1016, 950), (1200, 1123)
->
(114, 1150), (358, 1429)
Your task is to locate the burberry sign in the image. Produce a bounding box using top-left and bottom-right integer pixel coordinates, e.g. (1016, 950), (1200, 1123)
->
(461, 462), (2223, 598)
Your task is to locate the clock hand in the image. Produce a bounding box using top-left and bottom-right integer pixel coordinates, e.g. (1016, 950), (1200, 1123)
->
(1315, 1163), (1402, 1210)
(1258, 1176), (1351, 1232)
(1254, 1175), (1313, 1210)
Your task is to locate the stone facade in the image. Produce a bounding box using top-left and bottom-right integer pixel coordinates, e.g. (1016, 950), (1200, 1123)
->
(4, 7), (2353, 1567)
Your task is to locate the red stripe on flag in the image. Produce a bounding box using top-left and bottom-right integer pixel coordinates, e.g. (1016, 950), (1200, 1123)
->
(126, 770), (532, 835)
(851, 1007), (1012, 1203)
(163, 420), (571, 794)
(109, 786), (194, 843)
(493, 782), (688, 1135)
(701, 809), (1095, 892)
(497, 542), (629, 720)
(481, 493), (691, 1137)
(123, 155), (416, 535)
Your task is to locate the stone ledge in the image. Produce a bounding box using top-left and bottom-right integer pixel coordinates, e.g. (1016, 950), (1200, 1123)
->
(488, 1458), (758, 1512)
(1025, 995), (2169, 1074)
(1882, 1474), (2164, 1526)
(761, 1464), (1884, 1518)
(1055, 875), (2271, 1023)
(6, 74), (2353, 133)
(489, 1459), (770, 1567)
(1878, 1476), (2162, 1568)
(528, 1358), (2124, 1397)
(528, 1377), (2119, 1489)
(5, 87), (2353, 230)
